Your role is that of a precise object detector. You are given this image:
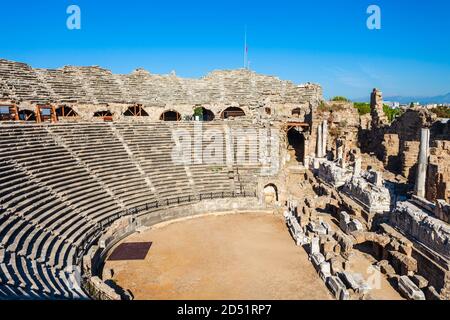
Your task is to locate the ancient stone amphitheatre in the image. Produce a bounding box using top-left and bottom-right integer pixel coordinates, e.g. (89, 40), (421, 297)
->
(0, 58), (448, 300)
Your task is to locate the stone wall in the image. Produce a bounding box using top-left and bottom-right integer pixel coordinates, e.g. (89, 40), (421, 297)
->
(427, 140), (450, 203)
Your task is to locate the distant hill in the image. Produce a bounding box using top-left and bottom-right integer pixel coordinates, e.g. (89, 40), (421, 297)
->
(352, 92), (450, 104)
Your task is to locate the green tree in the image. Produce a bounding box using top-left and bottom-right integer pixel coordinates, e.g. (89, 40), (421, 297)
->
(331, 96), (349, 102)
(353, 102), (371, 115)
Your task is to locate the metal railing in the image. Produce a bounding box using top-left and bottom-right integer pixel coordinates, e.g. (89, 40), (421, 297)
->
(75, 190), (257, 263)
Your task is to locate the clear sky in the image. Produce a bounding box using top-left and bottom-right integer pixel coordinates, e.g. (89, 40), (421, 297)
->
(0, 0), (449, 100)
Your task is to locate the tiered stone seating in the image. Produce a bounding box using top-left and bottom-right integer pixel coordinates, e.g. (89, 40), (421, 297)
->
(34, 69), (89, 104)
(0, 121), (263, 300)
(0, 59), (52, 103)
(0, 59), (321, 106)
(114, 122), (195, 200)
(61, 67), (126, 104)
(48, 123), (158, 208)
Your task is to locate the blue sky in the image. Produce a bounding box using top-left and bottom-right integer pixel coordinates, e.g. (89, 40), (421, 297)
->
(0, 0), (449, 100)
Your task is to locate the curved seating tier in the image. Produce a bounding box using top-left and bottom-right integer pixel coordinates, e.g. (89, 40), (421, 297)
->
(0, 121), (265, 299)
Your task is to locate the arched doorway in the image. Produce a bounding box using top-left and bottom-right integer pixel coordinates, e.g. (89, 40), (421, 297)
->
(18, 110), (36, 121)
(124, 105), (149, 117)
(221, 107), (245, 119)
(193, 107), (215, 121)
(287, 128), (305, 164)
(291, 108), (302, 117)
(160, 110), (181, 121)
(263, 184), (279, 205)
(56, 106), (78, 118)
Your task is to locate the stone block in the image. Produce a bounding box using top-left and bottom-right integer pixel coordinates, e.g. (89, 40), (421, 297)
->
(339, 272), (370, 295)
(319, 261), (331, 280)
(310, 237), (320, 254)
(411, 275), (428, 289)
(398, 276), (425, 300)
(326, 276), (350, 300)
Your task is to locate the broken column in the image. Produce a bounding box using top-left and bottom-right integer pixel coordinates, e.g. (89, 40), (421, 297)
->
(353, 157), (361, 177)
(414, 128), (430, 198)
(322, 120), (328, 158)
(316, 123), (323, 158)
(336, 139), (346, 168)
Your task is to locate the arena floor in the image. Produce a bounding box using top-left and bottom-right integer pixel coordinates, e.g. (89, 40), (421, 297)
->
(103, 212), (333, 300)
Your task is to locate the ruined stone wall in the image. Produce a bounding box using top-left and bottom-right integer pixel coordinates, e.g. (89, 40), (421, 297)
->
(313, 102), (360, 160)
(0, 59), (322, 120)
(427, 140), (450, 203)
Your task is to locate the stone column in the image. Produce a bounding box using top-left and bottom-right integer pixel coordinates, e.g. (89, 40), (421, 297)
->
(322, 120), (328, 158)
(414, 128), (430, 198)
(353, 157), (362, 177)
(316, 123), (323, 158)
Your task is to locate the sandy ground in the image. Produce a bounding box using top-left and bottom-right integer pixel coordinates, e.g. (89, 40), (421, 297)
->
(104, 213), (333, 300)
(347, 251), (403, 300)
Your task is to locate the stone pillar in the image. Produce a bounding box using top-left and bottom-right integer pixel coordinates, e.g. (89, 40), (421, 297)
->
(316, 123), (323, 158)
(370, 88), (388, 128)
(337, 139), (345, 168)
(353, 157), (362, 177)
(414, 128), (430, 198)
(374, 171), (383, 188)
(322, 120), (328, 158)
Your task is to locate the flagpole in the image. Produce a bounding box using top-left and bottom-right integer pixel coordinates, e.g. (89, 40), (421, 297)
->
(244, 25), (247, 69)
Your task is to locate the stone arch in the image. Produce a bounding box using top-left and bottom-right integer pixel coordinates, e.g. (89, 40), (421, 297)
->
(123, 105), (149, 117)
(93, 110), (113, 122)
(160, 110), (181, 121)
(193, 107), (215, 121)
(291, 108), (302, 117)
(221, 107), (245, 119)
(263, 183), (279, 205)
(352, 232), (391, 261)
(287, 128), (306, 163)
(18, 109), (36, 121)
(56, 105), (78, 118)
(93, 110), (113, 117)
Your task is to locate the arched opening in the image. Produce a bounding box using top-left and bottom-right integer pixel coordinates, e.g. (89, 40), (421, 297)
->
(193, 107), (215, 121)
(354, 241), (384, 261)
(265, 107), (272, 115)
(56, 106), (78, 118)
(18, 109), (36, 121)
(263, 184), (279, 205)
(124, 105), (149, 117)
(287, 128), (305, 164)
(93, 110), (113, 122)
(291, 108), (302, 117)
(0, 106), (12, 121)
(160, 110), (181, 121)
(221, 107), (245, 119)
(36, 106), (57, 123)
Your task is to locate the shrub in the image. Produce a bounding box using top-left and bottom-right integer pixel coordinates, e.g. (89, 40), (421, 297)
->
(383, 104), (403, 122)
(430, 106), (450, 118)
(353, 102), (371, 115)
(331, 96), (350, 102)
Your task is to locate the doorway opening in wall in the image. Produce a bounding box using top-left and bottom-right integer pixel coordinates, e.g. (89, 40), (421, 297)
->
(287, 128), (305, 164)
(56, 106), (78, 118)
(221, 107), (245, 119)
(193, 107), (215, 121)
(160, 110), (181, 121)
(93, 110), (113, 122)
(124, 105), (149, 117)
(291, 108), (302, 118)
(263, 184), (279, 205)
(0, 106), (11, 121)
(18, 109), (36, 121)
